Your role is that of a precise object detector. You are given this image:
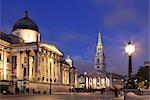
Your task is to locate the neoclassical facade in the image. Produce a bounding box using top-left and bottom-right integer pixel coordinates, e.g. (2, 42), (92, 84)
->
(77, 73), (111, 89)
(0, 11), (77, 94)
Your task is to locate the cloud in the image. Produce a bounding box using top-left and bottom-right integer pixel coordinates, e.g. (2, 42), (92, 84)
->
(72, 55), (94, 74)
(89, 0), (148, 30)
(58, 28), (91, 44)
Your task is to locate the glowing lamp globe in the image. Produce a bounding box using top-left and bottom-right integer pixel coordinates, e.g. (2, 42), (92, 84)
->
(125, 42), (135, 55)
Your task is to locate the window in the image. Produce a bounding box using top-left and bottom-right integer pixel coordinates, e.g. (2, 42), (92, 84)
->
(97, 58), (99, 63)
(7, 58), (9, 62)
(32, 68), (33, 75)
(24, 68), (26, 77)
(32, 56), (34, 63)
(12, 56), (17, 73)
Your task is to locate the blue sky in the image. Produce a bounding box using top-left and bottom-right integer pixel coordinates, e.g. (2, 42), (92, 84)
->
(0, 0), (149, 75)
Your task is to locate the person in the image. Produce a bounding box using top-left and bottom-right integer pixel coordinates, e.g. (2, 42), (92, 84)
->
(113, 86), (118, 97)
(144, 80), (149, 89)
(100, 88), (105, 94)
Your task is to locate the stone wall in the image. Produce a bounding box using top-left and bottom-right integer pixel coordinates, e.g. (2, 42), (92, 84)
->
(27, 82), (70, 94)
(51, 84), (70, 92)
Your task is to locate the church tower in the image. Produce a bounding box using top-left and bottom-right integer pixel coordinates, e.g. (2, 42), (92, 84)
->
(94, 32), (106, 73)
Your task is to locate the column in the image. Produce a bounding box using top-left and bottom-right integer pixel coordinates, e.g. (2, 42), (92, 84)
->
(3, 49), (6, 80)
(46, 54), (48, 82)
(20, 51), (24, 80)
(48, 59), (51, 83)
(26, 50), (30, 80)
(29, 54), (34, 81)
(55, 60), (58, 83)
(62, 69), (65, 84)
(16, 51), (21, 79)
(86, 77), (89, 89)
(57, 60), (61, 83)
(43, 54), (46, 82)
(34, 49), (39, 81)
(67, 70), (69, 84)
(75, 72), (77, 88)
(51, 59), (54, 83)
(60, 61), (63, 84)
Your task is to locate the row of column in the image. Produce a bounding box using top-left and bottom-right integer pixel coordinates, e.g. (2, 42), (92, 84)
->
(0, 46), (11, 80)
(13, 48), (62, 84)
(62, 68), (69, 84)
(85, 77), (109, 89)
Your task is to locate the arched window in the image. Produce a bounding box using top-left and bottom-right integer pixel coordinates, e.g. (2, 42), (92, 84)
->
(97, 58), (99, 63)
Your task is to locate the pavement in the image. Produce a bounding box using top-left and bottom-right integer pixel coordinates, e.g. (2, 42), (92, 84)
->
(126, 92), (150, 100)
(1, 92), (149, 100)
(0, 92), (123, 100)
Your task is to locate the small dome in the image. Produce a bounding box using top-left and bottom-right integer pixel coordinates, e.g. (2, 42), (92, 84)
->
(12, 11), (39, 32)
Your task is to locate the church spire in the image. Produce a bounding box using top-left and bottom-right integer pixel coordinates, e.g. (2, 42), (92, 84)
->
(95, 32), (105, 73)
(97, 32), (103, 48)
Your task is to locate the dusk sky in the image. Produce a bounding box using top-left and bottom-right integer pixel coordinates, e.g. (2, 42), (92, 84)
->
(0, 0), (149, 75)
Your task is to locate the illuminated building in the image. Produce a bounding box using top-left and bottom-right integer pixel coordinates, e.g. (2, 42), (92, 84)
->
(95, 33), (106, 73)
(0, 11), (77, 94)
(77, 33), (110, 89)
(65, 56), (77, 90)
(77, 33), (124, 90)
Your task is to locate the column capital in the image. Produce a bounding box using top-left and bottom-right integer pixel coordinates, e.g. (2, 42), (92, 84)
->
(20, 51), (23, 54)
(34, 49), (39, 54)
(26, 50), (30, 54)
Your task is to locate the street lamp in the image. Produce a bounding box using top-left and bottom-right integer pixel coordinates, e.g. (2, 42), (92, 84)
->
(125, 41), (135, 80)
(125, 41), (136, 89)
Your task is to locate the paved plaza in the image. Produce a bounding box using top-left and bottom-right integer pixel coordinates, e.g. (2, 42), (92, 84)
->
(1, 92), (123, 100)
(1, 91), (150, 100)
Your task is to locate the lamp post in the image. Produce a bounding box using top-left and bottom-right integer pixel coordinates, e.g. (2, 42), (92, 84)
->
(125, 41), (135, 89)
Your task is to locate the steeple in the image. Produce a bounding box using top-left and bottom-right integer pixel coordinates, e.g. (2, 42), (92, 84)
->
(97, 32), (103, 49)
(95, 32), (105, 73)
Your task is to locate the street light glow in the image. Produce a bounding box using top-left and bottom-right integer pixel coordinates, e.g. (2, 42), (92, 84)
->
(125, 42), (135, 55)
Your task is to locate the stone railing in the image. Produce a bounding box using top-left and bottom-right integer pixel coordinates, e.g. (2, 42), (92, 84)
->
(140, 89), (150, 95)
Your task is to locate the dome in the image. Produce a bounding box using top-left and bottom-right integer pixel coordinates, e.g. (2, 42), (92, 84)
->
(12, 11), (39, 32)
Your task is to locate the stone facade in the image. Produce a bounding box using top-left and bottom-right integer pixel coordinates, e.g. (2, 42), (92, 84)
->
(95, 33), (106, 72)
(65, 56), (77, 90)
(77, 73), (111, 89)
(0, 11), (77, 94)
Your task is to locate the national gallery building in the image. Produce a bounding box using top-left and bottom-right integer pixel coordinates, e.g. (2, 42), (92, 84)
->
(0, 11), (77, 94)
